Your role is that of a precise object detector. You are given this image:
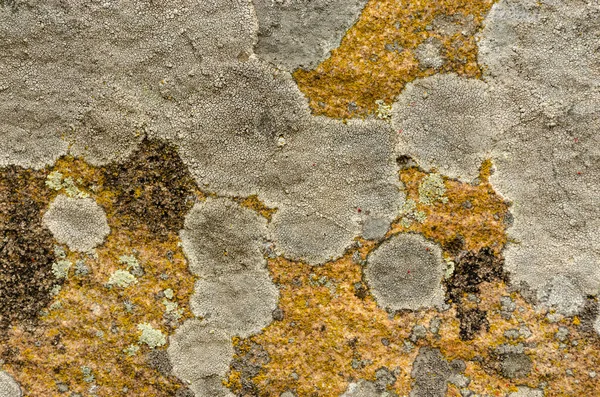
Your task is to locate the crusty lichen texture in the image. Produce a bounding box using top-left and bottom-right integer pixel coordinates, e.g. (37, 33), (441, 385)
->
(0, 141), (200, 396)
(293, 0), (496, 119)
(225, 162), (600, 397)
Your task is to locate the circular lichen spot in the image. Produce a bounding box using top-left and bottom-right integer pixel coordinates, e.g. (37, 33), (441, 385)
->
(42, 195), (110, 252)
(365, 233), (445, 311)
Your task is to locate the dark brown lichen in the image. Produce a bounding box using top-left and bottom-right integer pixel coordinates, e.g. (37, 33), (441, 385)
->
(0, 166), (55, 331)
(102, 138), (199, 239)
(446, 248), (507, 340)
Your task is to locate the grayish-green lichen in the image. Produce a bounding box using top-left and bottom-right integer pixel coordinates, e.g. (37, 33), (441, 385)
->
(399, 199), (427, 227)
(106, 270), (137, 289)
(51, 260), (72, 279)
(122, 344), (140, 357)
(137, 323), (166, 349)
(418, 173), (448, 205)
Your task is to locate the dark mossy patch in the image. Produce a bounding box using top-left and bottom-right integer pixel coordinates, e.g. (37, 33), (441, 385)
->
(0, 166), (55, 331)
(456, 306), (488, 341)
(229, 339), (270, 396)
(102, 138), (198, 239)
(445, 248), (507, 340)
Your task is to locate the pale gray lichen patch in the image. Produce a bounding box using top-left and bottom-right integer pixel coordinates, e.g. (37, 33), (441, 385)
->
(191, 267), (279, 338)
(410, 347), (465, 397)
(366, 233), (445, 311)
(479, 0), (600, 294)
(252, 0), (369, 71)
(162, 58), (402, 265)
(361, 216), (390, 241)
(168, 319), (234, 396)
(42, 195), (110, 253)
(507, 386), (544, 397)
(536, 275), (585, 317)
(0, 371), (21, 397)
(339, 380), (379, 397)
(391, 73), (519, 181)
(415, 37), (445, 70)
(180, 197), (268, 278)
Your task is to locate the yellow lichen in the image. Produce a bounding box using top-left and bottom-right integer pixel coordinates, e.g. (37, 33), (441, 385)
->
(293, 0), (497, 119)
(1, 156), (196, 397)
(392, 160), (509, 254)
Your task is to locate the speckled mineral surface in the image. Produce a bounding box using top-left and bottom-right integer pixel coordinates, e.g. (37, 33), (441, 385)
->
(0, 0), (599, 396)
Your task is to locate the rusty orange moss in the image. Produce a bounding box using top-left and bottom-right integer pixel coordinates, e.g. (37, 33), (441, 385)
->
(391, 159), (510, 254)
(293, 0), (496, 119)
(0, 156), (197, 397)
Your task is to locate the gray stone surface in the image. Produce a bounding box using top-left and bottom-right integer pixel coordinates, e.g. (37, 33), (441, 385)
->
(366, 234), (445, 311)
(42, 195), (110, 252)
(252, 0), (368, 71)
(0, 372), (21, 397)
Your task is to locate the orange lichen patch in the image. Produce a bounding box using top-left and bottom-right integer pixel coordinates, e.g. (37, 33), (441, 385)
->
(391, 160), (509, 254)
(439, 280), (600, 397)
(230, 248), (432, 396)
(228, 249), (600, 396)
(0, 155), (197, 397)
(236, 194), (277, 221)
(293, 0), (496, 119)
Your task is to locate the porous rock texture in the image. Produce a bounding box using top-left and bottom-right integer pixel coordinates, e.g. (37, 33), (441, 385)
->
(42, 195), (110, 252)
